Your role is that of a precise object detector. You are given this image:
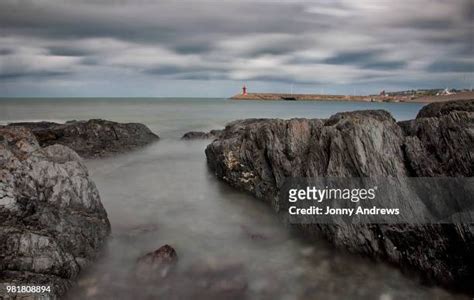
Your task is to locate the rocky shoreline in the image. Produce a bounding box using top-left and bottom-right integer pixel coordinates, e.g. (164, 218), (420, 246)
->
(8, 119), (159, 158)
(0, 119), (160, 298)
(2, 104), (473, 297)
(0, 126), (111, 298)
(205, 99), (474, 294)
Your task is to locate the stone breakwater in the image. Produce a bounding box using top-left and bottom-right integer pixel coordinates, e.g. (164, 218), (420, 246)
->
(0, 126), (111, 298)
(9, 119), (159, 158)
(205, 99), (474, 293)
(230, 91), (474, 103)
(231, 92), (375, 101)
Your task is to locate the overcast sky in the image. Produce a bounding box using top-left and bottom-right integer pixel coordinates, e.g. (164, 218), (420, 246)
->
(0, 0), (472, 97)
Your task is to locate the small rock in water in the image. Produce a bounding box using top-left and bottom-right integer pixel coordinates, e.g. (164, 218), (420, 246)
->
(86, 286), (99, 297)
(77, 277), (98, 287)
(136, 244), (178, 280)
(240, 224), (268, 241)
(300, 246), (315, 256)
(181, 129), (223, 140)
(379, 293), (393, 300)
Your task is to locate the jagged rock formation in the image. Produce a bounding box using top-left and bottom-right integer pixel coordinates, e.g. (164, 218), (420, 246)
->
(135, 245), (178, 281)
(9, 119), (159, 158)
(0, 126), (111, 298)
(205, 99), (474, 294)
(415, 99), (474, 118)
(181, 129), (223, 140)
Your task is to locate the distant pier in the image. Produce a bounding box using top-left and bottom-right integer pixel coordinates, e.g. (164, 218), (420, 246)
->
(230, 91), (474, 103)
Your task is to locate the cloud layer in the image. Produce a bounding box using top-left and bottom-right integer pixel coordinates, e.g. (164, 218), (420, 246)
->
(0, 0), (472, 96)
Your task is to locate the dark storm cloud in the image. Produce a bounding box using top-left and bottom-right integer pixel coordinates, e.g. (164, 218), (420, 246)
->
(80, 57), (101, 66)
(323, 50), (383, 65)
(0, 0), (472, 95)
(173, 72), (230, 81)
(404, 19), (456, 30)
(146, 65), (223, 76)
(48, 46), (94, 57)
(0, 71), (72, 80)
(173, 43), (214, 55)
(323, 50), (406, 70)
(0, 1), (308, 44)
(0, 1), (173, 41)
(245, 74), (326, 85)
(427, 61), (474, 73)
(0, 49), (14, 55)
(362, 61), (406, 71)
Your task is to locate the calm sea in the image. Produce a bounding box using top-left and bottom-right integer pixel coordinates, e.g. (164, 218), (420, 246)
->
(1, 98), (463, 299)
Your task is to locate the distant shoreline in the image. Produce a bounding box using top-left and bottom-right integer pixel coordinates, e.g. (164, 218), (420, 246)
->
(230, 91), (474, 103)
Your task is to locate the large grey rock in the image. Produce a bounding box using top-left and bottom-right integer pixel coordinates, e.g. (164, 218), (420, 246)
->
(400, 105), (474, 177)
(181, 129), (223, 140)
(416, 99), (474, 118)
(9, 119), (159, 158)
(0, 126), (111, 298)
(205, 100), (474, 294)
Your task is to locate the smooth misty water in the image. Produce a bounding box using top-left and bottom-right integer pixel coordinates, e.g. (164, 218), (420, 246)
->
(0, 98), (466, 299)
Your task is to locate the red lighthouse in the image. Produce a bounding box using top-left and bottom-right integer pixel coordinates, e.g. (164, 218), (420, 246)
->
(242, 85), (247, 95)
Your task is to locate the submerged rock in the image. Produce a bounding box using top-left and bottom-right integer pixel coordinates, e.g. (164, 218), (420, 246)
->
(9, 119), (159, 158)
(123, 223), (160, 236)
(136, 244), (178, 280)
(136, 257), (248, 300)
(240, 225), (268, 241)
(181, 129), (223, 140)
(205, 100), (474, 293)
(184, 260), (247, 298)
(0, 126), (111, 298)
